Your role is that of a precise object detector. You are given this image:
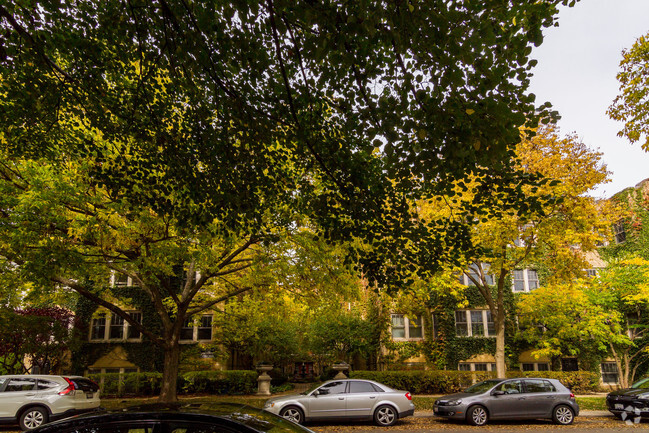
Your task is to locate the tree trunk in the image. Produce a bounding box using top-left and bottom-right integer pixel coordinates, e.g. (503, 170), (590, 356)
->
(159, 339), (181, 403)
(494, 308), (507, 378)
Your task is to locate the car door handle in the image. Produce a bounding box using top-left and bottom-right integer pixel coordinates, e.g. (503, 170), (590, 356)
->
(518, 397), (526, 400)
(25, 393), (36, 396)
(370, 396), (376, 399)
(338, 397), (345, 400)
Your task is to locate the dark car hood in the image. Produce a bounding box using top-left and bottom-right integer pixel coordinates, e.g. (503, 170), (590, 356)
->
(609, 388), (649, 398)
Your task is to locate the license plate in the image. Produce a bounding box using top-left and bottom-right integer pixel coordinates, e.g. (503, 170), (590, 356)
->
(615, 403), (624, 410)
(86, 392), (94, 399)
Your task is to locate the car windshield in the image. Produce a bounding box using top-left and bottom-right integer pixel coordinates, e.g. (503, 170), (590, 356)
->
(464, 380), (503, 393)
(632, 378), (649, 389)
(302, 382), (323, 395)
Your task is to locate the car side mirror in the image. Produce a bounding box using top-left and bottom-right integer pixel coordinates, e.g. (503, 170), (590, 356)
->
(492, 390), (505, 396)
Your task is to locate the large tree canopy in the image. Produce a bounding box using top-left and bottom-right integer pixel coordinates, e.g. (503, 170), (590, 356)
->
(0, 0), (575, 286)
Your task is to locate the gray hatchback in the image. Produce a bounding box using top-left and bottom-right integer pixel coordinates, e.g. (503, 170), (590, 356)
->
(433, 378), (579, 426)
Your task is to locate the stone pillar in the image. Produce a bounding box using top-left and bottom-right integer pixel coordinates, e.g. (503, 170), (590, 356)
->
(256, 365), (273, 396)
(333, 362), (350, 379)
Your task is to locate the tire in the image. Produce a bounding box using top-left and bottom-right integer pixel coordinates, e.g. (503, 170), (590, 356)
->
(280, 406), (304, 425)
(19, 407), (48, 431)
(552, 405), (575, 425)
(374, 405), (398, 427)
(466, 405), (488, 426)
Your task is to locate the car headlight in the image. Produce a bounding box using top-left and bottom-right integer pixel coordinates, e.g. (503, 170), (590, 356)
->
(264, 402), (274, 409)
(447, 399), (462, 406)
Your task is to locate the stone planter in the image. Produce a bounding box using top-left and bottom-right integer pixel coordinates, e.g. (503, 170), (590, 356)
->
(256, 365), (273, 396)
(332, 362), (350, 379)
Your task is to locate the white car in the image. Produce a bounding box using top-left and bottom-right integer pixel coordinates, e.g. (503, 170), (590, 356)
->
(264, 379), (415, 426)
(0, 375), (100, 430)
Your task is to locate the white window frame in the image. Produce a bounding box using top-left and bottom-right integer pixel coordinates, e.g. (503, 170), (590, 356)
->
(390, 314), (424, 341)
(521, 362), (550, 372)
(512, 269), (539, 292)
(601, 362), (619, 384)
(89, 311), (143, 342)
(455, 310), (495, 337)
(179, 314), (214, 342)
(458, 362), (497, 372)
(613, 221), (626, 244)
(459, 263), (495, 286)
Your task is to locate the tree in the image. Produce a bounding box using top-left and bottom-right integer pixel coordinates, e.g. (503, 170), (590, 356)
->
(0, 0), (577, 289)
(0, 307), (76, 375)
(419, 124), (614, 376)
(518, 257), (649, 388)
(608, 32), (649, 151)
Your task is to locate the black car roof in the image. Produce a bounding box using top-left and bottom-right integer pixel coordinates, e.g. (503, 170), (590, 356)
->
(33, 402), (314, 433)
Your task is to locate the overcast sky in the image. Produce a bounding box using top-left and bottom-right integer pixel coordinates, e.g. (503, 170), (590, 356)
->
(528, 0), (649, 198)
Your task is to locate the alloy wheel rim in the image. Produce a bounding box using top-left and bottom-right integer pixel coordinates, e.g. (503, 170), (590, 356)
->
(24, 411), (44, 429)
(284, 409), (300, 423)
(556, 407), (573, 424)
(473, 408), (487, 425)
(378, 407), (395, 425)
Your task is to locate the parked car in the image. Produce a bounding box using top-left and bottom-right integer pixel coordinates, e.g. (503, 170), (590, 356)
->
(263, 379), (415, 426)
(433, 378), (579, 426)
(30, 402), (316, 433)
(606, 377), (649, 420)
(0, 374), (100, 430)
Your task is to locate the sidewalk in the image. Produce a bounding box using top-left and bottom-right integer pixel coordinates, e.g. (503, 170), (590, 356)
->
(414, 410), (612, 418)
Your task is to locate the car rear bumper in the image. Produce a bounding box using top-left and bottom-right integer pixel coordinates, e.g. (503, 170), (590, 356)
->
(399, 408), (415, 418)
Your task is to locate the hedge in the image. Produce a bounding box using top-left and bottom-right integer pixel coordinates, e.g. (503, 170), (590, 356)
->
(89, 370), (257, 397)
(350, 370), (600, 394)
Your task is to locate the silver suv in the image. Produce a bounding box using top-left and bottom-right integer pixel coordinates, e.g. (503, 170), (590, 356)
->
(0, 375), (100, 430)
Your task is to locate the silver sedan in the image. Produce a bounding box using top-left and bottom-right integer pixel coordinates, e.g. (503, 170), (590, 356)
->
(433, 378), (580, 426)
(263, 379), (415, 426)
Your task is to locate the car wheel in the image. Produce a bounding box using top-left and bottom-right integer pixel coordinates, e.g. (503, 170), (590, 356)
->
(19, 407), (48, 431)
(467, 405), (488, 426)
(374, 405), (398, 426)
(280, 406), (304, 425)
(552, 405), (575, 425)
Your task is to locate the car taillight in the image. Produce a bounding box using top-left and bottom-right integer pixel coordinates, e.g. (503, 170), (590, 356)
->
(59, 377), (75, 395)
(405, 392), (412, 401)
(570, 393), (575, 399)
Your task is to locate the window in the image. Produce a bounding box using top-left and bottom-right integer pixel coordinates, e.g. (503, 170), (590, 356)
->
(459, 263), (495, 286)
(458, 362), (496, 372)
(614, 221), (626, 244)
(455, 310), (495, 337)
(627, 313), (641, 339)
(585, 269), (598, 278)
(90, 312), (142, 342)
(601, 362), (619, 384)
(495, 380), (523, 394)
(110, 314), (125, 339)
(113, 272), (130, 286)
(522, 362), (550, 372)
(180, 315), (214, 342)
(197, 315), (213, 340)
(349, 381), (377, 393)
(4, 378), (37, 392)
(513, 269), (539, 292)
(390, 314), (424, 340)
(318, 381), (347, 395)
(127, 312), (142, 339)
(91, 314), (107, 340)
(525, 379), (555, 393)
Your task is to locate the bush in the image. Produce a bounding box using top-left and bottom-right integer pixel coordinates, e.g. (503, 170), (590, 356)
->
(90, 370), (257, 397)
(350, 370), (601, 394)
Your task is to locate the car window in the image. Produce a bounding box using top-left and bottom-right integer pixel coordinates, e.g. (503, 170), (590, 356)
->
(371, 383), (384, 392)
(37, 380), (60, 391)
(525, 379), (556, 393)
(495, 380), (523, 394)
(465, 379), (503, 393)
(349, 381), (377, 394)
(71, 377), (100, 392)
(317, 381), (347, 395)
(0, 378), (7, 390)
(4, 378), (37, 392)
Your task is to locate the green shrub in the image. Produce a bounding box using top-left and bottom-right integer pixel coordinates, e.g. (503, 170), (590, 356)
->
(90, 370), (257, 397)
(350, 370), (600, 394)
